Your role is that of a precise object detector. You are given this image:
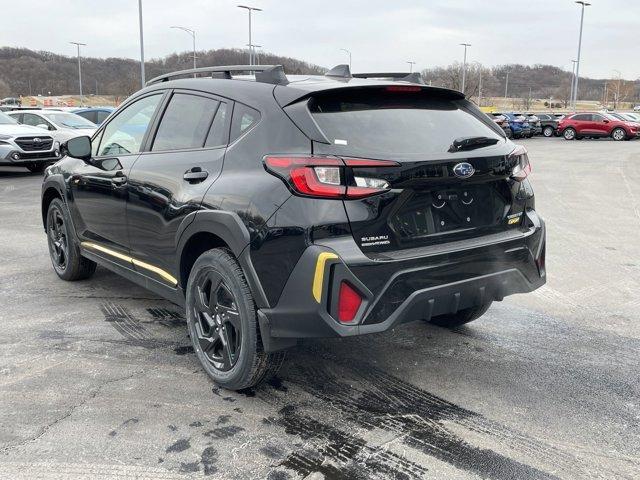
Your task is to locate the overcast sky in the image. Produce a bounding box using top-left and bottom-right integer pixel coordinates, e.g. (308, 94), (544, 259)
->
(1, 0), (638, 80)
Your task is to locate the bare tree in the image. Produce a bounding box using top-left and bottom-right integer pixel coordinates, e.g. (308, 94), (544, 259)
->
(0, 78), (10, 98)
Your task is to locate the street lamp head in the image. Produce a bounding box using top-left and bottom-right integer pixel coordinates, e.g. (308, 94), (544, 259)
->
(460, 43), (471, 47)
(237, 5), (262, 11)
(575, 1), (591, 6)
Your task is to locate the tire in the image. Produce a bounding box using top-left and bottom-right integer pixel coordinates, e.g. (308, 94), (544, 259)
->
(186, 248), (285, 391)
(46, 198), (97, 281)
(563, 128), (576, 140)
(429, 302), (493, 328)
(505, 128), (513, 139)
(543, 126), (554, 137)
(611, 128), (626, 141)
(27, 163), (46, 173)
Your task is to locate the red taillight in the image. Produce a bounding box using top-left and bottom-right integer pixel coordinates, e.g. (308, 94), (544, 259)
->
(338, 281), (362, 323)
(264, 155), (398, 199)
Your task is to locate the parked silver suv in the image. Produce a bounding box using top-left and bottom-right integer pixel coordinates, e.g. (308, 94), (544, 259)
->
(0, 112), (60, 172)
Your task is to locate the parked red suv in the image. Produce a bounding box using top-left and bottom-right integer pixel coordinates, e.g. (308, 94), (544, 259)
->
(558, 112), (639, 141)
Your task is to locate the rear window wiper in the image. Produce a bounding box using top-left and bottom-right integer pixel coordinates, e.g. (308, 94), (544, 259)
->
(448, 136), (500, 153)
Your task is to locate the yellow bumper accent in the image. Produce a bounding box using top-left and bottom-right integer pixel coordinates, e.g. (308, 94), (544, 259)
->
(81, 242), (178, 286)
(312, 252), (338, 303)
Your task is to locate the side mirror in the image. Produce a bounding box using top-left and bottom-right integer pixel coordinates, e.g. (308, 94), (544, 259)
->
(63, 136), (92, 161)
(36, 123), (50, 130)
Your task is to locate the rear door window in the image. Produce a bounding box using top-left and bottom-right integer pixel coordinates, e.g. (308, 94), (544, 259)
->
(152, 93), (219, 151)
(310, 90), (502, 157)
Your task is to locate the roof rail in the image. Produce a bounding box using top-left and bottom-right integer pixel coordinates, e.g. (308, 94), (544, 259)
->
(145, 65), (289, 87)
(352, 72), (426, 84)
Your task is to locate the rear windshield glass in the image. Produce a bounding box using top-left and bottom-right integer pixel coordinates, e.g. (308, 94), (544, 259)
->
(310, 92), (502, 156)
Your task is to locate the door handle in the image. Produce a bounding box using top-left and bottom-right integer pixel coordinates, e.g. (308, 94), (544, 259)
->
(111, 172), (127, 186)
(183, 167), (209, 183)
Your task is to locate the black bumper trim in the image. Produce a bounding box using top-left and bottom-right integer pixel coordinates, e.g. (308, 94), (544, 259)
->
(258, 214), (545, 349)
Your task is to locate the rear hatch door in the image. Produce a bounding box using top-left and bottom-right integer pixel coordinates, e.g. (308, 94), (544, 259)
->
(304, 87), (527, 257)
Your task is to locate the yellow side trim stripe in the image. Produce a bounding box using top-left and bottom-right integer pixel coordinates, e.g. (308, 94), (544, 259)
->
(312, 252), (338, 303)
(81, 242), (178, 286)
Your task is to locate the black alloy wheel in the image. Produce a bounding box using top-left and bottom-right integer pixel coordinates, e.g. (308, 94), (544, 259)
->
(186, 248), (285, 390)
(48, 205), (69, 272)
(46, 198), (96, 281)
(192, 270), (242, 371)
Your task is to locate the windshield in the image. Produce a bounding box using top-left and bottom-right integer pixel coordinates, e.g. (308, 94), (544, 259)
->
(310, 92), (502, 157)
(42, 112), (96, 129)
(0, 112), (18, 124)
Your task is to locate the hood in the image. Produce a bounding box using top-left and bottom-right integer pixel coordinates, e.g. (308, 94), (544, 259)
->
(0, 124), (50, 136)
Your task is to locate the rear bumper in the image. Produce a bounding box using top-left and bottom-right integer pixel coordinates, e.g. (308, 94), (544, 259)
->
(258, 210), (546, 347)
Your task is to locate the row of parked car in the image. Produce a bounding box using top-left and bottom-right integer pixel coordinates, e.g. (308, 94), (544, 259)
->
(0, 106), (113, 172)
(490, 111), (640, 141)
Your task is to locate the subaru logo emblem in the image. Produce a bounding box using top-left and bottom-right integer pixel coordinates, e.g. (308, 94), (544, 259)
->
(33, 138), (41, 143)
(453, 162), (475, 179)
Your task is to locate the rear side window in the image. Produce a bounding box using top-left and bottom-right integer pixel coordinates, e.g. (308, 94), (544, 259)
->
(153, 93), (219, 151)
(230, 103), (260, 142)
(310, 91), (502, 156)
(572, 114), (591, 121)
(96, 111), (111, 124)
(77, 111), (97, 124)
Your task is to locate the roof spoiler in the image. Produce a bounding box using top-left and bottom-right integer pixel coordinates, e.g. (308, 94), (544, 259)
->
(323, 65), (426, 85)
(353, 72), (426, 85)
(145, 65), (289, 86)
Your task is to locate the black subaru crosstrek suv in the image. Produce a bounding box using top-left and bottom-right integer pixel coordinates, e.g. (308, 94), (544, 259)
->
(41, 65), (546, 390)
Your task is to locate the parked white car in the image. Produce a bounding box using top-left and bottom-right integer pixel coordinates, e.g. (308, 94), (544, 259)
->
(7, 109), (97, 143)
(0, 111), (61, 172)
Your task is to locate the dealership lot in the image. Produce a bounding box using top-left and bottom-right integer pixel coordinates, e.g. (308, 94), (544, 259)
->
(0, 138), (639, 479)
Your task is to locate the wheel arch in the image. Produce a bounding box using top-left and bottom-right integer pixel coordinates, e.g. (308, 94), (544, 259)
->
(41, 184), (63, 230)
(176, 210), (269, 309)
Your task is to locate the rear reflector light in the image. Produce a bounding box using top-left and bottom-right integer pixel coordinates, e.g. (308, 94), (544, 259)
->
(264, 155), (399, 199)
(509, 145), (531, 182)
(338, 281), (362, 323)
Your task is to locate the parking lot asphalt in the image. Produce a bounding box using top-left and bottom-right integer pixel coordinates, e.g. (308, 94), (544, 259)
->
(0, 137), (639, 479)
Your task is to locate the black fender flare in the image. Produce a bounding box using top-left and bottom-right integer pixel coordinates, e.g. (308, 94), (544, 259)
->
(175, 210), (270, 309)
(41, 176), (67, 230)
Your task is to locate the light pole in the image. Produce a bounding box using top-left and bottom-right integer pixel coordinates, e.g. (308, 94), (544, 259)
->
(572, 1), (591, 109)
(570, 60), (577, 107)
(459, 43), (471, 94)
(171, 26), (197, 76)
(248, 44), (262, 65)
(237, 5), (262, 66)
(340, 48), (352, 70)
(504, 71), (510, 100)
(69, 42), (86, 106)
(138, 0), (145, 87)
(406, 61), (416, 73)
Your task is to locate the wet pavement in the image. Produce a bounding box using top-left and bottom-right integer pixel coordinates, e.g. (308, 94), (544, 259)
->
(1, 138), (639, 479)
